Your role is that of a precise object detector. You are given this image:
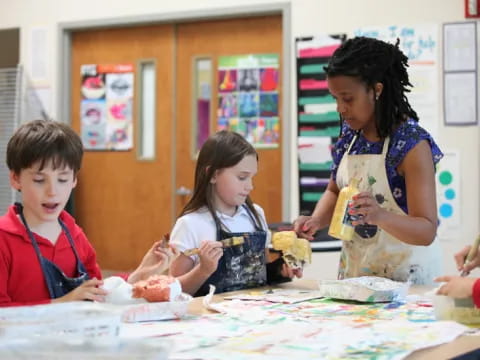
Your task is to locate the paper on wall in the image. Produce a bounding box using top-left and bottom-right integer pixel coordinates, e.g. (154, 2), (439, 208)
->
(298, 136), (331, 163)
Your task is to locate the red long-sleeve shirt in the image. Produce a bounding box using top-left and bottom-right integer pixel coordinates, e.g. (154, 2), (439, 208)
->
(0, 205), (102, 306)
(473, 279), (480, 308)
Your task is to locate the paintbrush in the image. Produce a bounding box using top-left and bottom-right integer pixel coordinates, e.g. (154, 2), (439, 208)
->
(460, 234), (480, 277)
(159, 233), (170, 248)
(183, 236), (245, 256)
(453, 234), (480, 307)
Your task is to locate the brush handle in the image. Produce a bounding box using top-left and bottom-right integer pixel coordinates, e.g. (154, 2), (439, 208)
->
(465, 235), (480, 262)
(182, 236), (245, 257)
(460, 235), (480, 276)
(183, 248), (200, 256)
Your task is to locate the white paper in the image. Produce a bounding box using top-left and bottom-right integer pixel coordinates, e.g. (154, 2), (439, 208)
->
(298, 136), (331, 163)
(444, 72), (477, 125)
(224, 289), (323, 304)
(29, 27), (48, 82)
(296, 35), (341, 57)
(444, 22), (477, 72)
(304, 103), (337, 114)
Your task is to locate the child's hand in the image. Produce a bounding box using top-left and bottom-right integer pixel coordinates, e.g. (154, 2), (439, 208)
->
(129, 240), (180, 283)
(280, 263), (303, 279)
(435, 275), (477, 299)
(293, 216), (321, 240)
(52, 278), (107, 303)
(454, 245), (480, 274)
(349, 192), (386, 226)
(198, 240), (223, 275)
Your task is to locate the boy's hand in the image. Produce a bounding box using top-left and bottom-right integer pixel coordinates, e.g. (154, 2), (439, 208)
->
(128, 240), (180, 283)
(197, 240), (223, 276)
(293, 216), (321, 240)
(52, 278), (107, 303)
(455, 245), (480, 274)
(280, 263), (303, 279)
(435, 275), (477, 299)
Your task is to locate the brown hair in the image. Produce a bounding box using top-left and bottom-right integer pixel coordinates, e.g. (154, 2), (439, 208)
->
(6, 120), (83, 175)
(180, 130), (262, 228)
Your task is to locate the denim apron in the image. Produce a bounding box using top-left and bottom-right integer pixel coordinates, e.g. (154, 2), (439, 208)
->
(16, 203), (89, 299)
(336, 135), (442, 285)
(195, 205), (267, 296)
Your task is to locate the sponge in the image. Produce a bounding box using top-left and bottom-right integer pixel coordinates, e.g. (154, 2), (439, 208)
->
(272, 231), (312, 269)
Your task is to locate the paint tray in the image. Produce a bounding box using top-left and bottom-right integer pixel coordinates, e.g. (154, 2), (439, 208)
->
(431, 293), (480, 327)
(318, 276), (409, 303)
(121, 292), (192, 322)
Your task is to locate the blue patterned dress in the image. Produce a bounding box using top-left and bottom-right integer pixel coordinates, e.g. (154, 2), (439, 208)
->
(331, 119), (443, 214)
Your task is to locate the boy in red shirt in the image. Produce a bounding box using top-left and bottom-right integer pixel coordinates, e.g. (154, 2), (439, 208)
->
(435, 244), (480, 307)
(0, 120), (177, 306)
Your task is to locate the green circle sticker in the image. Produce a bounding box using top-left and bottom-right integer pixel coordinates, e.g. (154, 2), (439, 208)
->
(439, 171), (453, 185)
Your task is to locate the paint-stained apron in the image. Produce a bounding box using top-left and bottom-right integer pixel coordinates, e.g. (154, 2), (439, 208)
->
(16, 203), (89, 299)
(336, 134), (442, 285)
(195, 205), (267, 297)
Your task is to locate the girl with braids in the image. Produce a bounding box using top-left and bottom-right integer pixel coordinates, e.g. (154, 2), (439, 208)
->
(169, 131), (301, 296)
(294, 37), (443, 284)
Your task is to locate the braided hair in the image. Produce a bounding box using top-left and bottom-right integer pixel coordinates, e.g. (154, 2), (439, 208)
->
(325, 36), (418, 138)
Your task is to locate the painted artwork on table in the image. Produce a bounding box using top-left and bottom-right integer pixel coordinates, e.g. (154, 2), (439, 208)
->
(80, 63), (134, 150)
(120, 295), (468, 360)
(217, 54), (279, 149)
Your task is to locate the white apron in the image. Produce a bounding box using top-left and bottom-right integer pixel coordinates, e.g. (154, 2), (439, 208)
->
(336, 134), (442, 285)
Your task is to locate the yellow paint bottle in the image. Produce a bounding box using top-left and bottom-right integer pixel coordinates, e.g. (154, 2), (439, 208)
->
(328, 178), (360, 241)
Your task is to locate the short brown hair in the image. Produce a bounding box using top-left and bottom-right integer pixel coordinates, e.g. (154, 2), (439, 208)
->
(6, 120), (83, 175)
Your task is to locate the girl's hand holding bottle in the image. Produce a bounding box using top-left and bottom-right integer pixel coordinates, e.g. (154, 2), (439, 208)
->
(348, 192), (387, 226)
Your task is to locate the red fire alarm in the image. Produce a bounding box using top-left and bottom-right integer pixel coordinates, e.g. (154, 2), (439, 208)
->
(466, 0), (480, 18)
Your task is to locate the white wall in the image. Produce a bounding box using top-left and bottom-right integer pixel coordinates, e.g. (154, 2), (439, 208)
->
(1, 0), (478, 276)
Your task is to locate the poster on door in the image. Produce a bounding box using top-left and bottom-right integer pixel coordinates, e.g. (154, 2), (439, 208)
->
(217, 54), (279, 149)
(80, 63), (134, 150)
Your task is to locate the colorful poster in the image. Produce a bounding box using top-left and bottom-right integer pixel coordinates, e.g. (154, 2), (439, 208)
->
(80, 64), (134, 150)
(217, 54), (279, 149)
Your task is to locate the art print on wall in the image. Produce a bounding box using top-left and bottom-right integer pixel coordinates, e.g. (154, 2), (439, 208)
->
(217, 54), (279, 149)
(80, 63), (134, 150)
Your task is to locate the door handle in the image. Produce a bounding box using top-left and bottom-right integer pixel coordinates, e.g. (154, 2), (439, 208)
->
(176, 186), (192, 196)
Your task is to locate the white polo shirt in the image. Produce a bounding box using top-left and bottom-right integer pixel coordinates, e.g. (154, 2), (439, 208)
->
(170, 204), (271, 265)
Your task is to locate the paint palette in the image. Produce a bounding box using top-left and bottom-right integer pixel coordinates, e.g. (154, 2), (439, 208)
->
(318, 276), (409, 303)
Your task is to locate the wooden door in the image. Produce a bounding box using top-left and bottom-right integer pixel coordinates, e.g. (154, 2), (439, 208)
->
(71, 25), (174, 270)
(175, 15), (283, 222)
(70, 15), (283, 271)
